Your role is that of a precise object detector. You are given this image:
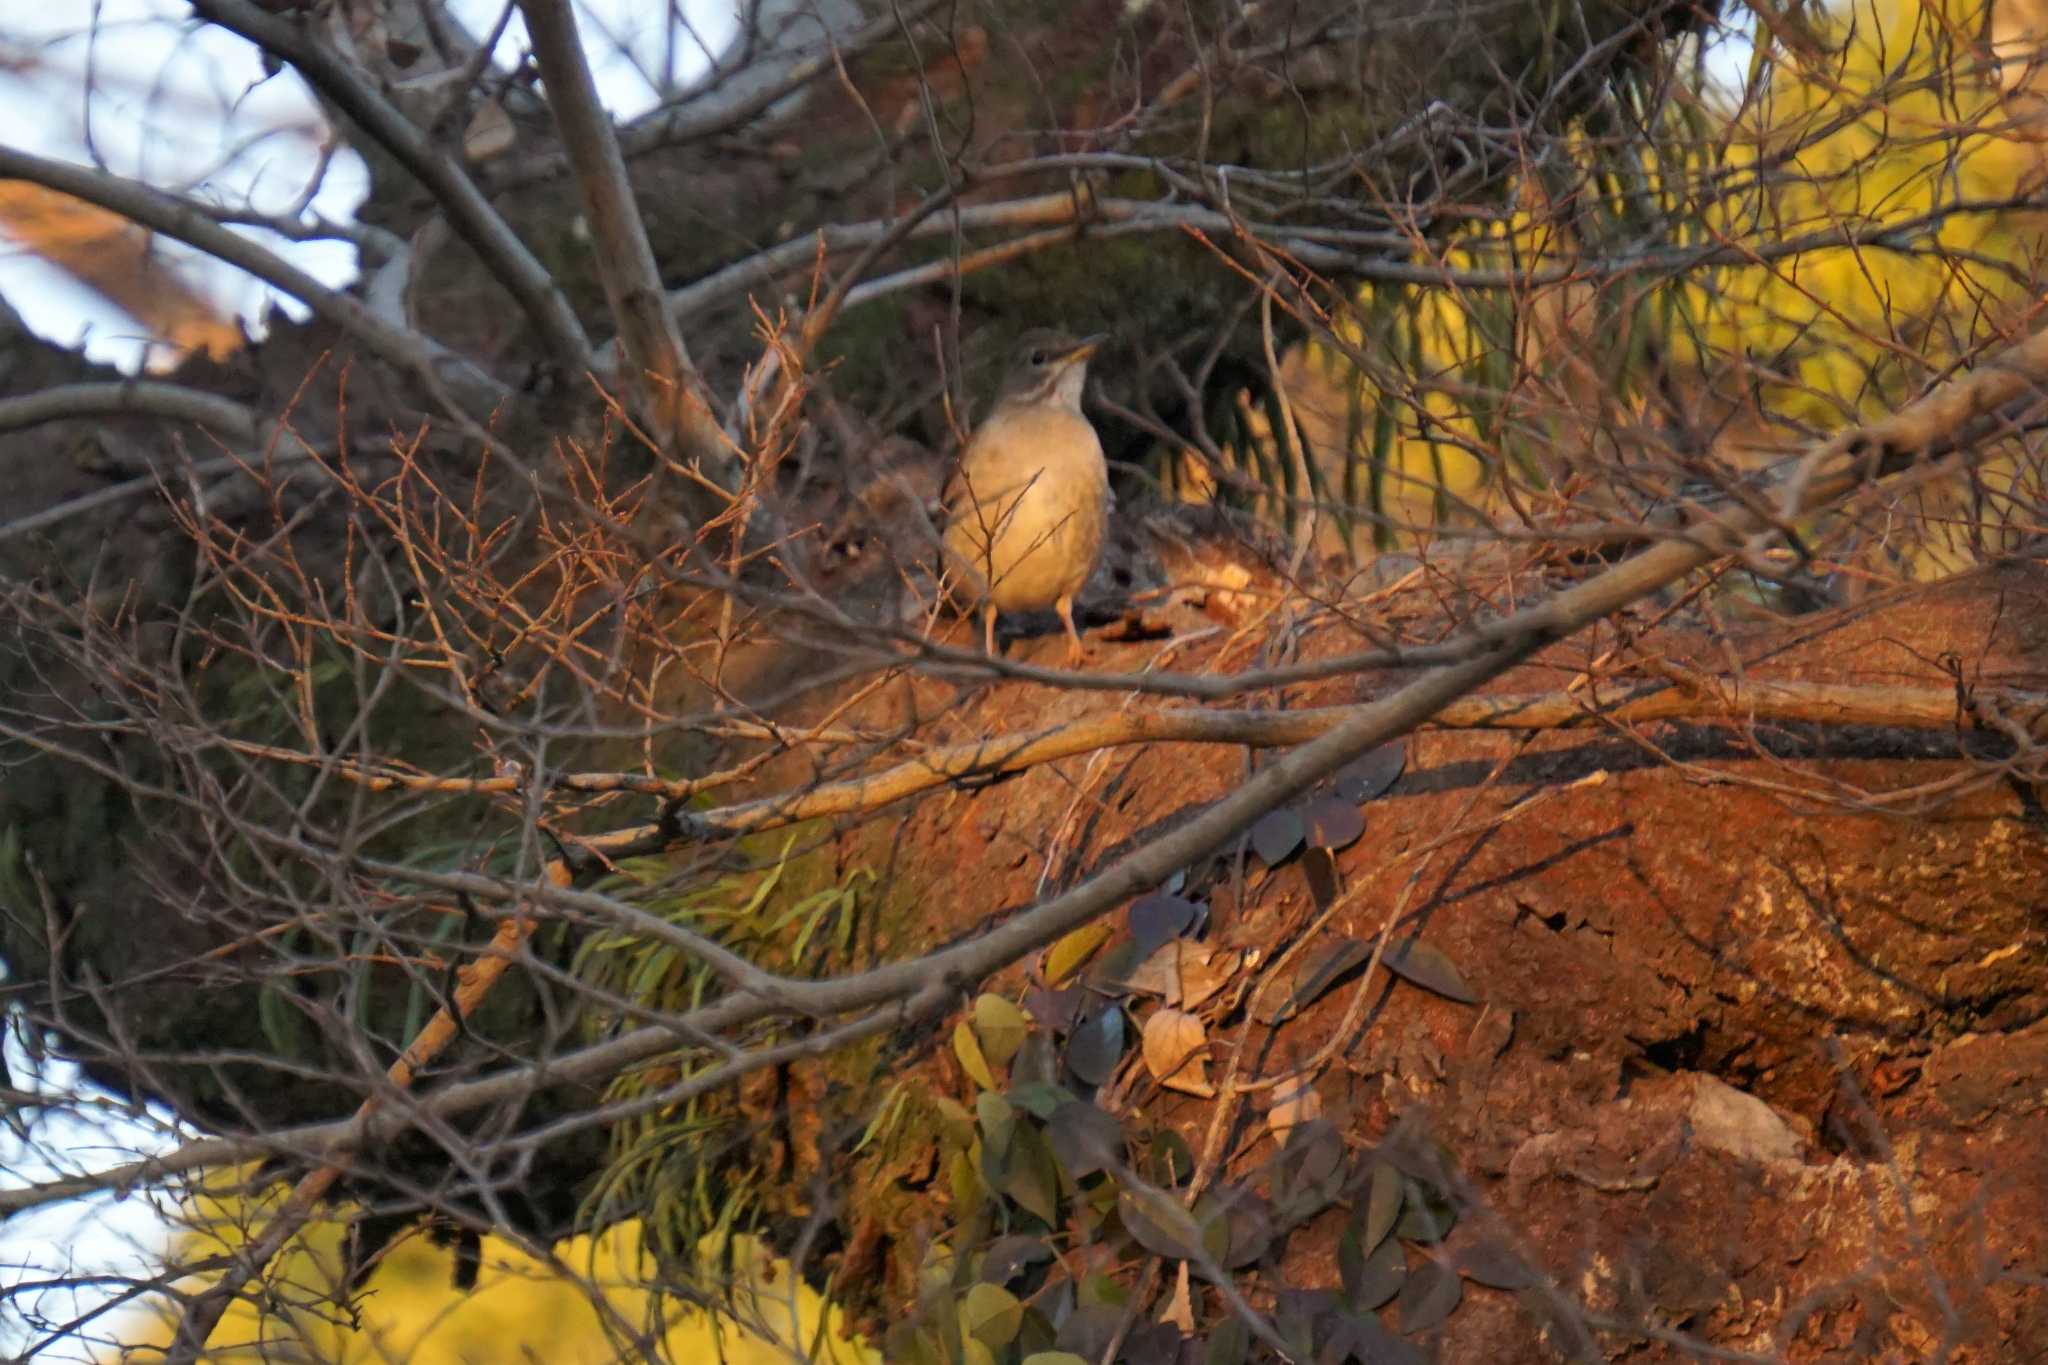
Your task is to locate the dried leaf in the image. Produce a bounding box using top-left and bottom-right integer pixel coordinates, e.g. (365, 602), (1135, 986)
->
(1065, 1005), (1126, 1087)
(1178, 947), (1239, 1011)
(973, 993), (1031, 1067)
(1383, 938), (1478, 1004)
(1160, 1262), (1195, 1331)
(1249, 807), (1304, 865)
(1141, 1008), (1214, 1097)
(462, 97), (515, 162)
(1301, 845), (1340, 909)
(1121, 939), (1188, 1001)
(954, 1019), (998, 1091)
(1335, 741), (1406, 803)
(1302, 795), (1365, 850)
(1397, 1258), (1463, 1333)
(1266, 1075), (1322, 1140)
(1044, 921), (1113, 985)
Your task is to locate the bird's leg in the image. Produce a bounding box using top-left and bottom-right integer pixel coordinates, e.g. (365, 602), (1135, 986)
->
(982, 603), (999, 657)
(1057, 594), (1084, 667)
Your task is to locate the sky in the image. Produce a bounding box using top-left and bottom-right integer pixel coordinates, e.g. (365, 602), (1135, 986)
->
(0, 0), (734, 371)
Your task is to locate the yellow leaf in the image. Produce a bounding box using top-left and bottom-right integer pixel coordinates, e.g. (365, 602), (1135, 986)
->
(1141, 1008), (1214, 1097)
(1044, 921), (1113, 985)
(972, 993), (1030, 1067)
(953, 1019), (998, 1091)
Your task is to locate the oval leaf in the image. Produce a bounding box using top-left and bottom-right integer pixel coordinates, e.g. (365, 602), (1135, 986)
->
(1118, 1187), (1205, 1261)
(1355, 1233), (1407, 1310)
(1249, 807), (1304, 865)
(1141, 1008), (1213, 1096)
(1335, 741), (1407, 803)
(1302, 795), (1365, 850)
(1127, 892), (1199, 946)
(1457, 1239), (1538, 1290)
(1046, 1100), (1124, 1178)
(1065, 1005), (1126, 1087)
(1364, 1159), (1403, 1253)
(1395, 1177), (1458, 1244)
(954, 1019), (998, 1091)
(973, 993), (1031, 1067)
(999, 1124), (1063, 1226)
(1383, 938), (1478, 1003)
(980, 1235), (1052, 1285)
(1397, 1258), (1463, 1334)
(962, 1282), (1024, 1348)
(1044, 921), (1113, 985)
(1255, 936), (1371, 1025)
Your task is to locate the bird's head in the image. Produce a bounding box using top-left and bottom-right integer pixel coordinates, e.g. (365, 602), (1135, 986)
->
(995, 329), (1106, 412)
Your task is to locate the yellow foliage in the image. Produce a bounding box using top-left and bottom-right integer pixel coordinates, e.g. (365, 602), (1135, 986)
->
(1679, 0), (2043, 425)
(109, 1174), (876, 1365)
(1292, 0), (2044, 554)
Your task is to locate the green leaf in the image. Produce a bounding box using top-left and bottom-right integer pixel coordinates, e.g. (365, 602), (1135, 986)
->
(999, 1123), (1063, 1226)
(1397, 1257), (1462, 1333)
(1046, 1100), (1124, 1178)
(961, 1282), (1024, 1348)
(1364, 1159), (1403, 1252)
(1118, 1186), (1205, 1261)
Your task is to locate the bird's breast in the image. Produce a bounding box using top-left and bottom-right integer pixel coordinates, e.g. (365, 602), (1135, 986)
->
(942, 405), (1107, 610)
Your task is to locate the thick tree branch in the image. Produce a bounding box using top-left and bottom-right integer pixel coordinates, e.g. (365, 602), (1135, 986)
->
(515, 0), (726, 476)
(0, 145), (503, 407)
(186, 0), (593, 376)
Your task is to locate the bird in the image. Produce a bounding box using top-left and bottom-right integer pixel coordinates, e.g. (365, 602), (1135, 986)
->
(942, 329), (1109, 666)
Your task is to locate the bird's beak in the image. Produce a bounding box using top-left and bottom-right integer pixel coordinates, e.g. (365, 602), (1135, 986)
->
(1061, 334), (1108, 366)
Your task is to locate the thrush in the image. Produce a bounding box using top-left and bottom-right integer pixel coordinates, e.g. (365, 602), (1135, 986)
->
(942, 330), (1108, 665)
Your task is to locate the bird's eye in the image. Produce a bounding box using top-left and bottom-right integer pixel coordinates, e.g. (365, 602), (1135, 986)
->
(1029, 349), (1047, 366)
